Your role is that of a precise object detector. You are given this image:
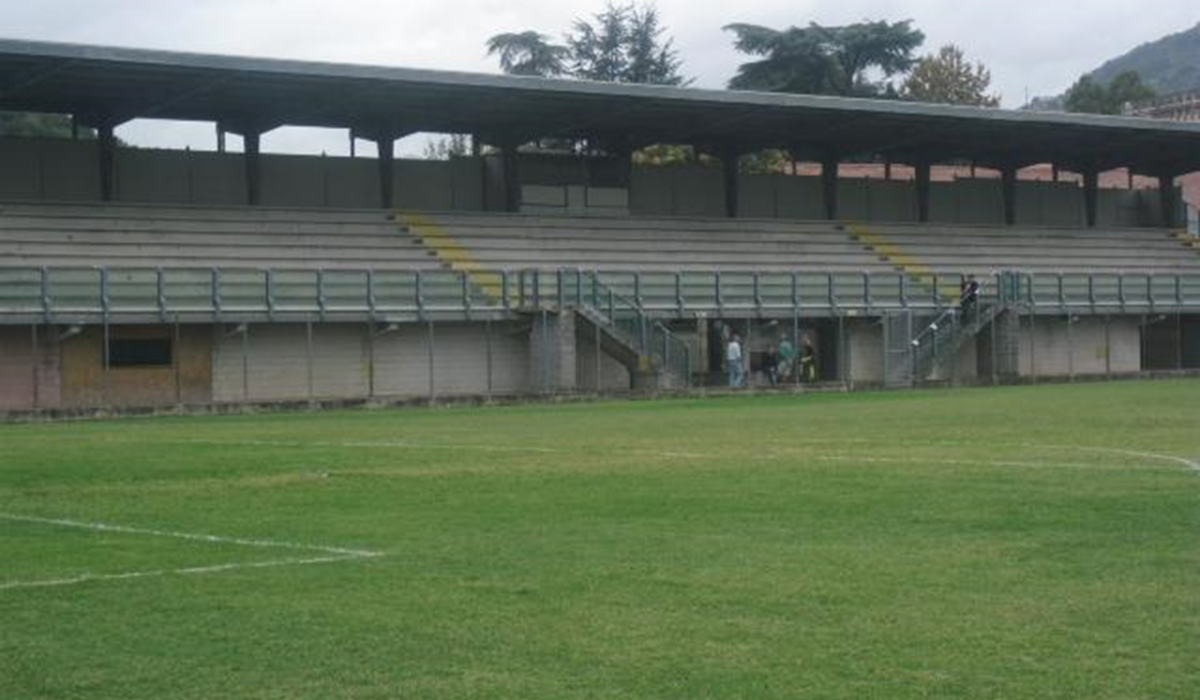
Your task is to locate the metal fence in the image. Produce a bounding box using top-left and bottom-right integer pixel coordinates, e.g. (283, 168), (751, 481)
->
(1, 266), (1199, 322)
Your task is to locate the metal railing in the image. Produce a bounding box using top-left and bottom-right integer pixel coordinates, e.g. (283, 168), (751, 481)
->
(1, 266), (1199, 322)
(517, 269), (692, 386)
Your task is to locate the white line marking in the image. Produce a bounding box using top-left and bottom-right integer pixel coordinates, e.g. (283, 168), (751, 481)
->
(0, 512), (380, 558)
(158, 437), (711, 460)
(759, 450), (1124, 471)
(62, 436), (1194, 474)
(0, 555), (362, 591)
(0, 512), (382, 592)
(1024, 444), (1200, 474)
(155, 438), (1169, 474)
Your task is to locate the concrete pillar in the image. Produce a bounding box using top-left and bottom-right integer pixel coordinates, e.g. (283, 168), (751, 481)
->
(1159, 174), (1178, 228)
(992, 308), (1022, 380)
(244, 131), (262, 206)
(721, 145), (740, 218)
(631, 360), (662, 392)
(1083, 169), (1099, 227)
(914, 161), (931, 223)
(530, 311), (577, 392)
(1001, 165), (1017, 225)
(822, 155), (839, 220)
(377, 135), (395, 209)
(98, 122), (116, 201)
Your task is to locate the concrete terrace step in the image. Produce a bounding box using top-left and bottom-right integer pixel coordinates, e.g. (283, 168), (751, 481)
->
(438, 238), (877, 255)
(0, 230), (429, 251)
(0, 254), (446, 270)
(0, 201), (400, 223)
(0, 218), (410, 237)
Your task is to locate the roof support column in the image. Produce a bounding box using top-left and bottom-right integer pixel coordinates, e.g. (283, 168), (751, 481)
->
(822, 154), (840, 221)
(243, 130), (262, 206)
(97, 121), (117, 202)
(1001, 164), (1017, 226)
(914, 160), (932, 223)
(501, 141), (521, 213)
(1158, 173), (1178, 228)
(377, 134), (396, 210)
(720, 144), (740, 218)
(1082, 168), (1099, 228)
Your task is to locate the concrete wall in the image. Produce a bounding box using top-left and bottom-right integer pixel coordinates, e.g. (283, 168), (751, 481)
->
(841, 313), (1142, 385)
(629, 165), (725, 217)
(0, 326), (59, 410)
(57, 325), (211, 408)
(0, 137), (486, 212)
(0, 137), (1173, 226)
(373, 321), (530, 398)
(575, 329), (631, 391)
(1, 313), (1190, 412)
(846, 319), (884, 384)
(211, 321), (529, 403)
(1018, 316), (1140, 377)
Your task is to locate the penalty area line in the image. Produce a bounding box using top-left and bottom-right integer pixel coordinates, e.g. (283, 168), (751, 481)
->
(0, 553), (367, 591)
(0, 512), (383, 592)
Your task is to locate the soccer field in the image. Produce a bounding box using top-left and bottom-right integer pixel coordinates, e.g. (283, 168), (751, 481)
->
(1, 380), (1197, 699)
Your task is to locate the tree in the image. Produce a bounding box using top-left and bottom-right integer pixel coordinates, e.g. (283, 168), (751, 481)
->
(423, 134), (472, 160)
(902, 44), (999, 107)
(1064, 70), (1156, 114)
(724, 20), (924, 97)
(569, 3), (629, 82)
(1062, 76), (1110, 114)
(0, 112), (95, 138)
(625, 5), (683, 84)
(1107, 71), (1157, 110)
(487, 3), (687, 86)
(485, 31), (569, 77)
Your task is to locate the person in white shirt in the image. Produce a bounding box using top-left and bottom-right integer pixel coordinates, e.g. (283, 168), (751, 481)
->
(727, 334), (744, 387)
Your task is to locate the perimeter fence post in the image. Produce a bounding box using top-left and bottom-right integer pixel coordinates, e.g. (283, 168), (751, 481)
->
(485, 317), (494, 401)
(1176, 311), (1184, 371)
(1029, 312), (1038, 383)
(1067, 314), (1075, 382)
(242, 323), (250, 403)
(427, 320), (436, 403)
(540, 310), (548, 394)
(838, 313), (847, 388)
(1104, 313), (1112, 379)
(30, 324), (39, 410)
(306, 318), (315, 405)
(174, 316), (182, 407)
(792, 311), (800, 387)
(746, 320), (753, 387)
(367, 320), (376, 400)
(594, 320), (602, 393)
(102, 317), (111, 409)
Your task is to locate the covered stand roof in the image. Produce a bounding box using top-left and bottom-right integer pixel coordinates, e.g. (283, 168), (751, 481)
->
(1, 37), (1199, 174)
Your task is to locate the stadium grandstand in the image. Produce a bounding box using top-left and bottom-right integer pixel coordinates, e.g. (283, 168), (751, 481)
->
(1, 38), (1199, 411)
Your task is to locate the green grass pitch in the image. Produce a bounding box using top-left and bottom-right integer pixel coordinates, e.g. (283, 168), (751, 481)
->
(1, 379), (1197, 699)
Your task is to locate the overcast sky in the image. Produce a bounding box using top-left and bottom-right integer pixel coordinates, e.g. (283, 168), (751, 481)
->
(4, 1), (1198, 155)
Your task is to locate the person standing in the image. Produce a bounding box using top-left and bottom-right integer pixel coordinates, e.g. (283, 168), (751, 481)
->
(778, 335), (796, 383)
(763, 348), (779, 386)
(960, 274), (980, 321)
(799, 337), (816, 383)
(727, 334), (744, 387)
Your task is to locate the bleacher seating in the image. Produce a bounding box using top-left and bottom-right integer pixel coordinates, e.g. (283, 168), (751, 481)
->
(0, 201), (442, 270)
(3, 203), (1198, 282)
(417, 213), (894, 272)
(865, 222), (1200, 275)
(419, 212), (1200, 277)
